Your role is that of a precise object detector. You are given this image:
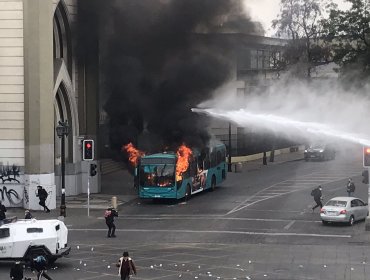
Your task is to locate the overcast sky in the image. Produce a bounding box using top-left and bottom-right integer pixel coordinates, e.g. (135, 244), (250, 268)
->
(244, 0), (351, 36)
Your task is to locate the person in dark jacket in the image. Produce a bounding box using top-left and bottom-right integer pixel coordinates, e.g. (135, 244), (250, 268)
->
(105, 207), (118, 238)
(117, 251), (136, 280)
(346, 178), (355, 197)
(31, 255), (52, 280)
(36, 185), (50, 213)
(312, 185), (323, 212)
(24, 209), (32, 219)
(0, 201), (6, 222)
(10, 261), (23, 280)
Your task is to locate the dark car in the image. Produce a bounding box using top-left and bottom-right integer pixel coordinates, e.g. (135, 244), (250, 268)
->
(304, 144), (336, 161)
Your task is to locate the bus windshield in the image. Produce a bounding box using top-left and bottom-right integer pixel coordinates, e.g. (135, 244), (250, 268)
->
(139, 164), (175, 187)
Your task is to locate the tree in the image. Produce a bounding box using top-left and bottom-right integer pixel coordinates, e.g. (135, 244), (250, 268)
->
(324, 0), (370, 82)
(272, 0), (334, 77)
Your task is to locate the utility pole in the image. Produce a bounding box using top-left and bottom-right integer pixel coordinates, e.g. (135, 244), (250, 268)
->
(228, 122), (232, 172)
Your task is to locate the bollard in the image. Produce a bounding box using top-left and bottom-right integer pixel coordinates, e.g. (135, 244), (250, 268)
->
(112, 196), (118, 209)
(235, 162), (242, 173)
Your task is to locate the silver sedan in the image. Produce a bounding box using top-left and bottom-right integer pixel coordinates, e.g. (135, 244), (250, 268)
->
(320, 197), (369, 226)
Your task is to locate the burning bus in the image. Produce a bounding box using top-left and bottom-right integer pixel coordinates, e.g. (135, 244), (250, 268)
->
(124, 142), (227, 200)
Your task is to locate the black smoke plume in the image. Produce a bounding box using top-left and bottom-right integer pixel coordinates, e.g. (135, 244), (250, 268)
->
(78, 0), (260, 153)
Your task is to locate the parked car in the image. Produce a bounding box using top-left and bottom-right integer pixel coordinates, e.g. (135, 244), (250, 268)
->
(304, 144), (336, 161)
(320, 197), (369, 226)
(0, 217), (70, 264)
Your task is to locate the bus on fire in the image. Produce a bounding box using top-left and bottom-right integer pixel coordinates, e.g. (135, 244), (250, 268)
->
(133, 142), (227, 200)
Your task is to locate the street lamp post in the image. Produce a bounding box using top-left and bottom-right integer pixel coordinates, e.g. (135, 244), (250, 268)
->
(56, 120), (69, 217)
(228, 122), (232, 172)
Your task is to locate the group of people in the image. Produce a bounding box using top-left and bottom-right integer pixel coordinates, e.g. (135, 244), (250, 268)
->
(10, 255), (51, 280)
(104, 208), (138, 279)
(9, 251), (137, 280)
(311, 178), (356, 212)
(0, 185), (50, 224)
(5, 187), (136, 279)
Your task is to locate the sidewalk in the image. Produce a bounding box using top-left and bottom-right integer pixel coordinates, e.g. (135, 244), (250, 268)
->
(233, 149), (304, 172)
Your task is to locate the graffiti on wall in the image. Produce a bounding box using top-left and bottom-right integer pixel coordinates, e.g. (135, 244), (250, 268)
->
(0, 164), (20, 184)
(0, 186), (22, 205)
(0, 164), (23, 206)
(24, 188), (29, 204)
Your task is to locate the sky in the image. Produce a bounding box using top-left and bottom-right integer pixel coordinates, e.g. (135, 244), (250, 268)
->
(244, 0), (351, 36)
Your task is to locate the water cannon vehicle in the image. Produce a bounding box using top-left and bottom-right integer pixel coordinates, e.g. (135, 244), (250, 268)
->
(0, 217), (70, 264)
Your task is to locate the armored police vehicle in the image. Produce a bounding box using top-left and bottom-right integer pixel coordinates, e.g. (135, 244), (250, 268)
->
(0, 218), (70, 264)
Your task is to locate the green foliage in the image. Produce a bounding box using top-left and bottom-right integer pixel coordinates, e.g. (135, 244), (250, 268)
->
(324, 0), (370, 79)
(272, 0), (335, 77)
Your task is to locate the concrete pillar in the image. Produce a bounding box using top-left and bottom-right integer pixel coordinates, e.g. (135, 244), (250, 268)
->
(23, 0), (56, 210)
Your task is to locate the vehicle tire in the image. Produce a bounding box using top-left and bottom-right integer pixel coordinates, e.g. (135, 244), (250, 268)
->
(24, 246), (50, 265)
(210, 176), (216, 192)
(322, 220), (328, 225)
(184, 185), (191, 201)
(348, 215), (355, 226)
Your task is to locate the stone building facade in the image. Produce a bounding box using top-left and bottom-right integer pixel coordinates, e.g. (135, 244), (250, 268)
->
(0, 0), (99, 210)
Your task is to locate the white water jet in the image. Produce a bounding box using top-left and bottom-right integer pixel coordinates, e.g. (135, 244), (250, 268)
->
(192, 108), (370, 147)
(193, 79), (370, 147)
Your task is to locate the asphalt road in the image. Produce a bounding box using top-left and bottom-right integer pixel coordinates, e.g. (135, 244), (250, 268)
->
(1, 146), (370, 280)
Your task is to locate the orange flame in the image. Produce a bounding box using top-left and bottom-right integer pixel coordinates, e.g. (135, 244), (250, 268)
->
(122, 143), (144, 167)
(176, 144), (192, 181)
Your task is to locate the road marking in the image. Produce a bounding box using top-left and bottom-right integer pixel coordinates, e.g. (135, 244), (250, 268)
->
(102, 216), (322, 223)
(68, 228), (351, 238)
(227, 189), (304, 214)
(227, 170), (362, 215)
(284, 220), (295, 230)
(97, 215), (322, 223)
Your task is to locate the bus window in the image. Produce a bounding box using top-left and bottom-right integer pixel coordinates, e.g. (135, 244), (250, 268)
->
(210, 151), (217, 168)
(189, 159), (197, 177)
(139, 164), (175, 187)
(201, 150), (210, 170)
(217, 151), (222, 165)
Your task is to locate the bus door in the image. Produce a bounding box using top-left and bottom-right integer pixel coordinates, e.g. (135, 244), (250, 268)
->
(191, 156), (207, 193)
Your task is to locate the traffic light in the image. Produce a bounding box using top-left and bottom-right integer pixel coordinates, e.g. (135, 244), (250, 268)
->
(362, 170), (369, 184)
(90, 163), (97, 177)
(83, 140), (94, 161)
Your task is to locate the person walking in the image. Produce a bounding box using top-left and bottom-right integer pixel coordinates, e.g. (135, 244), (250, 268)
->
(117, 251), (137, 280)
(31, 255), (52, 280)
(0, 201), (7, 223)
(346, 178), (355, 197)
(36, 185), (50, 213)
(10, 261), (23, 280)
(311, 185), (323, 212)
(24, 209), (32, 219)
(104, 206), (118, 238)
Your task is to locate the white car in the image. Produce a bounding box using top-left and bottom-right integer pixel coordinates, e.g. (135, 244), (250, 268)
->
(320, 197), (369, 226)
(0, 217), (70, 264)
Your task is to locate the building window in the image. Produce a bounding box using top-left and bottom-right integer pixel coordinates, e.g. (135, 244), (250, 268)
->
(250, 49), (282, 70)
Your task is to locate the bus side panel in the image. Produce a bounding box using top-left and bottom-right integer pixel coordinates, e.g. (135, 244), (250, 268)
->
(204, 162), (226, 190)
(176, 178), (192, 199)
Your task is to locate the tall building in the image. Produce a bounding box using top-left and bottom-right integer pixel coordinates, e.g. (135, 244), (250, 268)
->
(0, 0), (99, 210)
